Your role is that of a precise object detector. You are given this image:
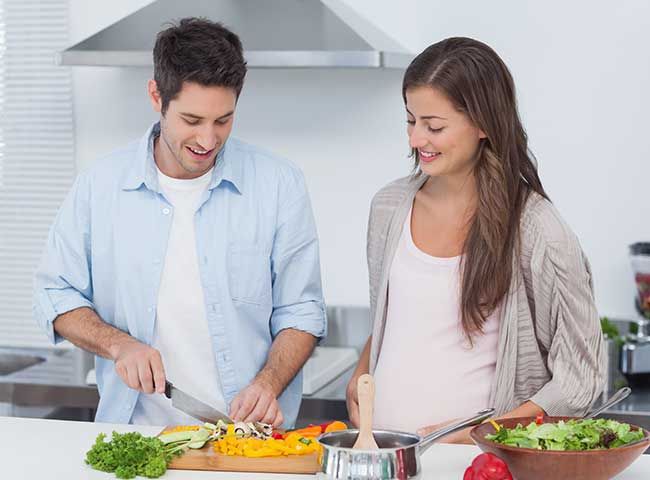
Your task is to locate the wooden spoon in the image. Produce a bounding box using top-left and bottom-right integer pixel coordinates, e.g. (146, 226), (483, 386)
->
(352, 373), (379, 450)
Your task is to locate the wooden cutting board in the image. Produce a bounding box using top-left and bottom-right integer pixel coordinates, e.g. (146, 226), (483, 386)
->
(162, 428), (320, 474)
(167, 444), (320, 474)
(168, 442), (321, 474)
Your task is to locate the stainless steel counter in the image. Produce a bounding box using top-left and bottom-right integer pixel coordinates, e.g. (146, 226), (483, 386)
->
(0, 346), (351, 425)
(0, 347), (98, 412)
(3, 346), (650, 428)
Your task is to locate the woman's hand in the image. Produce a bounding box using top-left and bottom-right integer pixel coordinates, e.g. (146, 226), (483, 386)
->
(417, 420), (475, 445)
(418, 401), (545, 445)
(346, 372), (362, 428)
(346, 337), (372, 428)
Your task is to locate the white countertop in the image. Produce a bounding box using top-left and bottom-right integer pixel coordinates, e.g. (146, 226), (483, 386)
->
(1, 416), (649, 479)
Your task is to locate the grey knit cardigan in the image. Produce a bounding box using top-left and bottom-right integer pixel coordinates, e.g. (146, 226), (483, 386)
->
(366, 174), (605, 416)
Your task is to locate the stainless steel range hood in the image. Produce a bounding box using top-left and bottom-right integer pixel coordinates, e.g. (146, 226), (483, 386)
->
(58, 0), (412, 68)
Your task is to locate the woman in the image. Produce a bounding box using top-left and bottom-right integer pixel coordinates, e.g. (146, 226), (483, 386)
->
(346, 37), (605, 443)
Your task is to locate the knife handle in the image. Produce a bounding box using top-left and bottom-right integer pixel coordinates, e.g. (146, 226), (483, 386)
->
(164, 380), (173, 399)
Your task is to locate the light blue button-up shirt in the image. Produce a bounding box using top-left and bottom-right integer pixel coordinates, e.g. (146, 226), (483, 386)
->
(33, 123), (327, 427)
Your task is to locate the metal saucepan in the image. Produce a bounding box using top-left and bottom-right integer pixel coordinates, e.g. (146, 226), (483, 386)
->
(317, 407), (495, 479)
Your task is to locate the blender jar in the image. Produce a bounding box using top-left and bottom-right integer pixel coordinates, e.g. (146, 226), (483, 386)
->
(630, 242), (650, 319)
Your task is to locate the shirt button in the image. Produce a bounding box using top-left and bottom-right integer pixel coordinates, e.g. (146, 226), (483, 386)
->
(162, 207), (171, 215)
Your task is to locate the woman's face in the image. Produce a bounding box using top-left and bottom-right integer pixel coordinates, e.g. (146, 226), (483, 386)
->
(405, 86), (486, 179)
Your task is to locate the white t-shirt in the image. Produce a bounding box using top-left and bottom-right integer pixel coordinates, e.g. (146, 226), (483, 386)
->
(131, 166), (226, 425)
(373, 207), (499, 433)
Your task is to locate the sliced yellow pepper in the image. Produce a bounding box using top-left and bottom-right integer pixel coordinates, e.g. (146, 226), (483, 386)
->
(213, 434), (321, 457)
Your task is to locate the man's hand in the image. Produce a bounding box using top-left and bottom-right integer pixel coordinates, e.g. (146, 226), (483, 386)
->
(111, 338), (166, 394)
(52, 308), (167, 395)
(227, 328), (315, 428)
(229, 379), (284, 427)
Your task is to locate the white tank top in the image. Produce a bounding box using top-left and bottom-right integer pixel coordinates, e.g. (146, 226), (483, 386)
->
(373, 207), (499, 433)
(131, 166), (226, 425)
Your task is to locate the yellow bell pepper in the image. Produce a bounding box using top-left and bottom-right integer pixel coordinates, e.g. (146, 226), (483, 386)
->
(244, 447), (283, 457)
(213, 432), (321, 457)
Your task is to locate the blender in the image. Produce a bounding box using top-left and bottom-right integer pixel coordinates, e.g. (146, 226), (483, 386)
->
(620, 242), (650, 386)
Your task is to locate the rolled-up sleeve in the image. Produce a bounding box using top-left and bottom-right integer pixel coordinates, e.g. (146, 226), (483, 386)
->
(269, 170), (326, 339)
(33, 174), (94, 344)
(529, 228), (606, 416)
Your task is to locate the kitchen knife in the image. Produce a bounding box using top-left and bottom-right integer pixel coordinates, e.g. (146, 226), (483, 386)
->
(164, 380), (233, 424)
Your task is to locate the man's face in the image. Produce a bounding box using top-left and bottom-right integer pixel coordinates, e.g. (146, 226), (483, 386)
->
(148, 80), (237, 179)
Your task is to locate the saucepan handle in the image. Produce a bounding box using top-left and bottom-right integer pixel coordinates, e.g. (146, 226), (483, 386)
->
(418, 408), (495, 454)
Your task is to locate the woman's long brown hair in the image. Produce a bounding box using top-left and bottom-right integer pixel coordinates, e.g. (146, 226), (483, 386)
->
(402, 37), (548, 341)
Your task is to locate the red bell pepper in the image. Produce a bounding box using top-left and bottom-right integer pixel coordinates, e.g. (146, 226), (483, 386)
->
(535, 412), (544, 425)
(319, 421), (334, 432)
(463, 453), (512, 480)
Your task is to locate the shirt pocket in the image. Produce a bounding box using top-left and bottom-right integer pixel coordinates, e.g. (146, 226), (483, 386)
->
(228, 244), (272, 306)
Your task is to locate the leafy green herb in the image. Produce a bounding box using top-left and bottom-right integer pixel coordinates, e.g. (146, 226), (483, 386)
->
(86, 424), (228, 478)
(85, 431), (179, 479)
(486, 418), (645, 451)
(601, 317), (619, 339)
(601, 317), (625, 347)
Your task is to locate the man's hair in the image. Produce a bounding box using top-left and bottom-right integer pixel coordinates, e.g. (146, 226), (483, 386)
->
(153, 17), (247, 115)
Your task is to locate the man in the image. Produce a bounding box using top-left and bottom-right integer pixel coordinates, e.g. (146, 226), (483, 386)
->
(33, 18), (326, 428)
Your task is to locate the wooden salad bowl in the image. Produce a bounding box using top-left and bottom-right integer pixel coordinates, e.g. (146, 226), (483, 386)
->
(469, 416), (650, 480)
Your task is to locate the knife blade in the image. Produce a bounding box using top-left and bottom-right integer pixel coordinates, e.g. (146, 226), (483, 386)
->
(164, 381), (233, 424)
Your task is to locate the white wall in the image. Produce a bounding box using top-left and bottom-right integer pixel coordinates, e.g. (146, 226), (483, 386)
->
(69, 1), (650, 319)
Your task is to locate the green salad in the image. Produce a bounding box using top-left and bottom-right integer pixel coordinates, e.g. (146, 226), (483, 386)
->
(486, 418), (645, 451)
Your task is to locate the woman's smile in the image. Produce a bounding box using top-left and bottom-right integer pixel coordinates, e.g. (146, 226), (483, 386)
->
(418, 149), (441, 163)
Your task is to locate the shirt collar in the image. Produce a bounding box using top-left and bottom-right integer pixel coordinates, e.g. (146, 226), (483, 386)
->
(121, 122), (243, 194)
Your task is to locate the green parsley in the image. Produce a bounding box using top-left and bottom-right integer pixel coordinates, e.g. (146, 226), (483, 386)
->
(85, 431), (176, 479)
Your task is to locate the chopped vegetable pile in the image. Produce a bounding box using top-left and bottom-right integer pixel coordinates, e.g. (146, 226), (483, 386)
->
(85, 431), (179, 479)
(486, 418), (645, 451)
(214, 431), (321, 457)
(212, 420), (347, 458)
